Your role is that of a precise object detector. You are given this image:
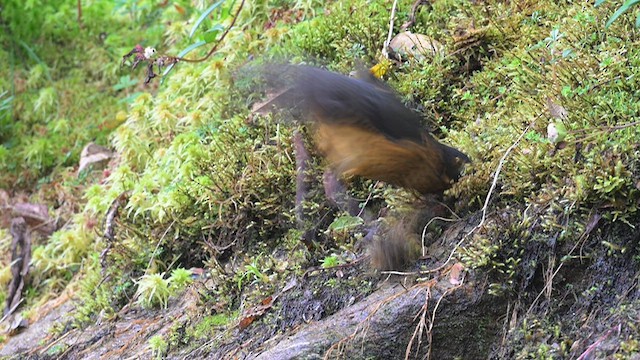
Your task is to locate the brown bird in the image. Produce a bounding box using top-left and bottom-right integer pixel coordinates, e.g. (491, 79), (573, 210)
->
(263, 65), (469, 195)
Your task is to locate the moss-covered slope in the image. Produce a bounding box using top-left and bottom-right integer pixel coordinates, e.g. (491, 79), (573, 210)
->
(1, 0), (640, 359)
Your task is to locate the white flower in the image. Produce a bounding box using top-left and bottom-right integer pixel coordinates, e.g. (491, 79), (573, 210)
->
(144, 47), (157, 59)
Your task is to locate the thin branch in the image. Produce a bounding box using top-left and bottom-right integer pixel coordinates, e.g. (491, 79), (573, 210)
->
(177, 0), (246, 63)
(476, 120), (535, 232)
(420, 216), (459, 257)
(357, 182), (378, 218)
(77, 0), (83, 29)
(405, 286), (431, 360)
(382, 0), (399, 59)
(605, 120), (640, 131)
(0, 298), (23, 324)
(426, 283), (463, 360)
(101, 191), (130, 274)
(576, 325), (619, 360)
(401, 0), (429, 31)
(420, 119), (536, 275)
(145, 219), (177, 275)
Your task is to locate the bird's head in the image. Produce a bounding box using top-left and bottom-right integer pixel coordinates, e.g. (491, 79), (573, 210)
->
(440, 143), (470, 185)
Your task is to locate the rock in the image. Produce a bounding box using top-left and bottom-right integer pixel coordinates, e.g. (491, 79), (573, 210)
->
(78, 142), (113, 174)
(12, 203), (55, 234)
(389, 31), (444, 61)
(250, 276), (497, 360)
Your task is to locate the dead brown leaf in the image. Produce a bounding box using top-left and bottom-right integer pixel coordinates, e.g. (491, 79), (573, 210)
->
(448, 263), (465, 285)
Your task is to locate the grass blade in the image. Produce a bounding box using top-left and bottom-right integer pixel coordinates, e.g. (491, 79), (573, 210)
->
(189, 0), (226, 39)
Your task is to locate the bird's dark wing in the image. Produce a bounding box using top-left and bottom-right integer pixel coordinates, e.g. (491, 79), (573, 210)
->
(267, 65), (425, 144)
(260, 64), (469, 195)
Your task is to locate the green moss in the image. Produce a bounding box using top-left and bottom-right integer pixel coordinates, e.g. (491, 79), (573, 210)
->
(282, 0), (399, 64)
(135, 273), (172, 309)
(45, 343), (68, 357)
(3, 0), (640, 357)
(169, 268), (193, 291)
(71, 254), (135, 329)
(149, 334), (169, 359)
(192, 313), (237, 339)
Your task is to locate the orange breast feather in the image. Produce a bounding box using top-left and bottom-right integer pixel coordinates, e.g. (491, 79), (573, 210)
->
(314, 121), (454, 194)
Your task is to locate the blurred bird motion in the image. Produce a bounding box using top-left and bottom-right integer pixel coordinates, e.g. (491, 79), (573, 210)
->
(256, 64), (469, 270)
(258, 65), (469, 195)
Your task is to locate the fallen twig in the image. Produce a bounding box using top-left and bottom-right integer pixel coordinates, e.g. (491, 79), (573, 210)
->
(426, 283), (462, 360)
(382, 0), (399, 59)
(419, 118), (537, 276)
(401, 0), (430, 31)
(101, 191), (130, 274)
(576, 324), (619, 360)
(144, 219), (177, 275)
(6, 217), (31, 316)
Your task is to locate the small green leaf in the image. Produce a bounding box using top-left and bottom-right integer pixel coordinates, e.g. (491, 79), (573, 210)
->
(189, 0), (226, 38)
(0, 90), (13, 112)
(203, 24), (225, 43)
(220, 0), (237, 19)
(177, 40), (208, 57)
(321, 255), (340, 268)
(547, 121), (567, 144)
(113, 75), (139, 91)
(328, 215), (363, 231)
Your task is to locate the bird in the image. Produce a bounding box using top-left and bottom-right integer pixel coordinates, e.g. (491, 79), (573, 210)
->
(261, 65), (470, 196)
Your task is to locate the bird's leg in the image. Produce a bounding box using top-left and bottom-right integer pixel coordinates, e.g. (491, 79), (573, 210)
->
(322, 170), (360, 216)
(293, 131), (316, 246)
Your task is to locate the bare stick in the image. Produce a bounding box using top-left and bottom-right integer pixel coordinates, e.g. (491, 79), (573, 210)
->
(177, 0), (246, 63)
(426, 283), (463, 360)
(420, 216), (460, 257)
(401, 0), (429, 31)
(382, 0), (399, 59)
(77, 0), (83, 28)
(145, 219), (177, 275)
(0, 298), (24, 324)
(576, 325), (618, 360)
(422, 120), (534, 275)
(101, 191), (130, 273)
